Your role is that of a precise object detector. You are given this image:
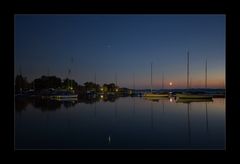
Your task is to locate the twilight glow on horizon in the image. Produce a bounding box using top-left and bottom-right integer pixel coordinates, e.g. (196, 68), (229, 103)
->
(14, 14), (225, 89)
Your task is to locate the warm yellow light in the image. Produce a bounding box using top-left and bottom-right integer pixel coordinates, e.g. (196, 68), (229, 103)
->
(101, 88), (103, 91)
(169, 82), (173, 86)
(100, 95), (103, 98)
(115, 88), (118, 92)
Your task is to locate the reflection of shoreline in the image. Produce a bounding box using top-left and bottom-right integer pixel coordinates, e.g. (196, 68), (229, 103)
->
(15, 97), (77, 112)
(15, 96), (225, 113)
(15, 96), (225, 149)
(15, 95), (122, 112)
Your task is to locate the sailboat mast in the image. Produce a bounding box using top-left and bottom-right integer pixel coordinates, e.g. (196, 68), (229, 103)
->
(133, 73), (135, 91)
(187, 51), (189, 89)
(205, 58), (207, 89)
(162, 72), (164, 89)
(94, 72), (96, 84)
(94, 72), (97, 92)
(151, 62), (152, 93)
(71, 57), (73, 89)
(115, 72), (117, 86)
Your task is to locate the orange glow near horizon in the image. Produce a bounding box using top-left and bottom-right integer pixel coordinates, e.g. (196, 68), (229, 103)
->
(142, 77), (225, 89)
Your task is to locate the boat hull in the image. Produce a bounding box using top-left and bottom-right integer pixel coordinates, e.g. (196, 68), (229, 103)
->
(143, 93), (169, 97)
(176, 98), (213, 103)
(176, 93), (212, 99)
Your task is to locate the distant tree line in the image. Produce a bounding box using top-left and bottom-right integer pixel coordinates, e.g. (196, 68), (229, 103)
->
(15, 74), (131, 94)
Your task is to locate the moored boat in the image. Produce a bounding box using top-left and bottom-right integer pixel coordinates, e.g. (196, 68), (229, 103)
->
(176, 97), (213, 103)
(143, 93), (169, 97)
(176, 93), (212, 99)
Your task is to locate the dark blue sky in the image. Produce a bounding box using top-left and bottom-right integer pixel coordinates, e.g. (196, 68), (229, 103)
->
(15, 14), (225, 89)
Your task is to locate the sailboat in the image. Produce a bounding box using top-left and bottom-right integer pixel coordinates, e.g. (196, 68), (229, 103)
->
(176, 51), (212, 100)
(144, 62), (169, 99)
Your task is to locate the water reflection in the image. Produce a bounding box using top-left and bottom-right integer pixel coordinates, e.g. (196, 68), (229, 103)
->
(132, 97), (135, 117)
(143, 97), (214, 146)
(176, 98), (213, 103)
(187, 103), (191, 144)
(115, 100), (118, 118)
(94, 102), (96, 118)
(15, 97), (225, 149)
(177, 100), (211, 146)
(15, 95), (123, 112)
(108, 136), (111, 143)
(206, 102), (209, 133)
(151, 101), (153, 129)
(144, 96), (169, 102)
(162, 100), (165, 114)
(15, 98), (30, 112)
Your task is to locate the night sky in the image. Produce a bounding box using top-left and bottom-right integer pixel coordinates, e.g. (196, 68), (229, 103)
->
(14, 14), (225, 89)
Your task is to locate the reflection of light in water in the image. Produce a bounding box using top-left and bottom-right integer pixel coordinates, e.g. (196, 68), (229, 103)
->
(170, 98), (173, 102)
(108, 136), (111, 143)
(100, 95), (103, 98)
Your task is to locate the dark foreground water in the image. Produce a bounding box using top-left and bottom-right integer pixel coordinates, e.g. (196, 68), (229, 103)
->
(15, 97), (225, 149)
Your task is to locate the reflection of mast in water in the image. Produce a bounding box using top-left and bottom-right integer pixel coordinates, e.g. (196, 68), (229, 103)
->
(159, 100), (165, 125)
(46, 110), (49, 136)
(94, 102), (96, 118)
(187, 103), (191, 145)
(162, 100), (165, 114)
(132, 97), (135, 117)
(151, 101), (153, 129)
(115, 101), (117, 118)
(205, 102), (209, 134)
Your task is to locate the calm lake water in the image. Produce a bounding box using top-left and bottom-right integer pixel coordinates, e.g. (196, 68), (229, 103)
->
(15, 96), (225, 149)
